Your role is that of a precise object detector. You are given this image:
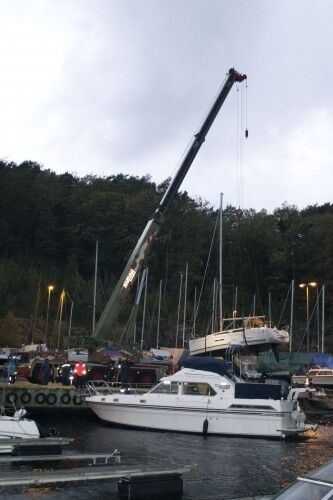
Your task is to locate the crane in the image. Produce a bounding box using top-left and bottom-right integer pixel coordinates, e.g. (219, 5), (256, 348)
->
(93, 68), (247, 341)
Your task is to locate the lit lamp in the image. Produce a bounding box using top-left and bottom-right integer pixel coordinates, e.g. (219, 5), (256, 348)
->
(299, 282), (317, 353)
(45, 285), (54, 345)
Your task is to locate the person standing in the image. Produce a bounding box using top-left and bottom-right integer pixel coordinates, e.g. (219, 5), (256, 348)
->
(41, 359), (51, 386)
(74, 362), (87, 387)
(7, 356), (16, 384)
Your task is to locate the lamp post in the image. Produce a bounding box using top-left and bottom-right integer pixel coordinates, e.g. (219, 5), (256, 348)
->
(45, 285), (54, 345)
(299, 282), (317, 354)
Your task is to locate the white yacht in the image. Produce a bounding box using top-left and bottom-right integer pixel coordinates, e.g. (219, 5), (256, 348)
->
(189, 316), (289, 356)
(86, 358), (314, 439)
(0, 408), (40, 452)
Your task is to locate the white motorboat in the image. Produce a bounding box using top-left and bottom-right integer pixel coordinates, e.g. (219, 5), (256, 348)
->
(292, 367), (333, 388)
(189, 316), (289, 356)
(0, 408), (40, 452)
(86, 358), (314, 439)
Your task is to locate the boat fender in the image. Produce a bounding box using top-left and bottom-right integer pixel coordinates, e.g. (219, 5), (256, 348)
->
(46, 393), (57, 405)
(6, 391), (18, 405)
(203, 418), (209, 435)
(20, 391), (32, 405)
(73, 394), (84, 406)
(60, 393), (71, 405)
(35, 392), (46, 404)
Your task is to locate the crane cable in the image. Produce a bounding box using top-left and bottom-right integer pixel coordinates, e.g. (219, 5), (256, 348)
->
(236, 80), (248, 215)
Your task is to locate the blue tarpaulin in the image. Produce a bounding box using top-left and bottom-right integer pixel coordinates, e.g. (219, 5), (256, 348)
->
(312, 354), (333, 369)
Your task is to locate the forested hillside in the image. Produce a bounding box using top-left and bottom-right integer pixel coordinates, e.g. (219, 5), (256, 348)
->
(0, 160), (332, 350)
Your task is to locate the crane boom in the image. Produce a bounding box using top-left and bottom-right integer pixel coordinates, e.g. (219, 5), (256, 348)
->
(93, 68), (246, 340)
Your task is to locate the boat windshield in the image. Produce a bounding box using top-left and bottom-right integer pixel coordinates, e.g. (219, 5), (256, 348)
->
(149, 381), (179, 394)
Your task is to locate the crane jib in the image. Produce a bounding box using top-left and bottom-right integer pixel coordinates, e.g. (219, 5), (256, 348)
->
(156, 68), (246, 215)
(92, 68), (246, 340)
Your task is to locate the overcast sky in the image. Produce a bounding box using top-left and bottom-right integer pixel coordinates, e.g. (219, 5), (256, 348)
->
(1, 0), (332, 211)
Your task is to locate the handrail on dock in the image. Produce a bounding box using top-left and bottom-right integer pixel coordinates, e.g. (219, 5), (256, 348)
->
(0, 450), (121, 465)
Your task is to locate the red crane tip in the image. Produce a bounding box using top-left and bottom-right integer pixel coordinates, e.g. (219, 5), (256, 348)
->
(229, 68), (247, 82)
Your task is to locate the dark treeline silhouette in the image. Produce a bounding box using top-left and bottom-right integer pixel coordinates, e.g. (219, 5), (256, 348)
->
(0, 160), (332, 350)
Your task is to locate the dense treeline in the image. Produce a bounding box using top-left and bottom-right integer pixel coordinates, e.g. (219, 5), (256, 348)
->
(0, 160), (332, 350)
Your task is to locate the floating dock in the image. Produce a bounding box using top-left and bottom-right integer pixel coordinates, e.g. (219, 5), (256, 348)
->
(0, 436), (73, 455)
(0, 462), (191, 498)
(0, 465), (190, 486)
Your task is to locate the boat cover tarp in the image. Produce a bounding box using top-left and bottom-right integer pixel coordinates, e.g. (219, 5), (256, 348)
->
(312, 354), (333, 369)
(182, 357), (232, 376)
(235, 383), (282, 400)
(257, 352), (314, 375)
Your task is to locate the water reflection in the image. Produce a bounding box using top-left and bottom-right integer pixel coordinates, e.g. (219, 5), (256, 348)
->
(2, 412), (333, 499)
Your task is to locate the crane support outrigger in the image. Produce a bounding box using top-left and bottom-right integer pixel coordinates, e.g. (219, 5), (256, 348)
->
(93, 68), (247, 341)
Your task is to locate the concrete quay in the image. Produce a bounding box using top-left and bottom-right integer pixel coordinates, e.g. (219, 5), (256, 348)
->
(0, 381), (87, 410)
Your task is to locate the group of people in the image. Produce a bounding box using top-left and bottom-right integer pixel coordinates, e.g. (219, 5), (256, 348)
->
(3, 355), (133, 387)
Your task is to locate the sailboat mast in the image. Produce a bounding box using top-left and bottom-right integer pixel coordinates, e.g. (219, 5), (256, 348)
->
(233, 285), (238, 329)
(140, 268), (149, 351)
(156, 280), (162, 349)
(289, 279), (295, 352)
(182, 262), (188, 348)
(92, 240), (99, 333)
(316, 288), (320, 352)
(193, 286), (197, 338)
(219, 193), (223, 331)
(321, 285), (325, 353)
(57, 289), (65, 351)
(212, 278), (217, 334)
(175, 273), (183, 348)
(68, 299), (73, 336)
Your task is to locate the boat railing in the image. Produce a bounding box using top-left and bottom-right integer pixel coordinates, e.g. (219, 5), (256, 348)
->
(86, 380), (153, 396)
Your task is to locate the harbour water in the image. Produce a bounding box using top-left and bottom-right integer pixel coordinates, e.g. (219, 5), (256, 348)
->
(2, 411), (333, 499)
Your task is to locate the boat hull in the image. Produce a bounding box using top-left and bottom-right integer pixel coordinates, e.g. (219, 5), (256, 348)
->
(0, 416), (40, 442)
(87, 400), (307, 439)
(189, 327), (289, 356)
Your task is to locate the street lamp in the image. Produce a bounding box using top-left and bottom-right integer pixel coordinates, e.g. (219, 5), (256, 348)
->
(299, 282), (317, 353)
(45, 285), (54, 345)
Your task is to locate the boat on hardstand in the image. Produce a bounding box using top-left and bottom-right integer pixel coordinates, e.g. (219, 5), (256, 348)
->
(86, 357), (315, 439)
(189, 316), (289, 356)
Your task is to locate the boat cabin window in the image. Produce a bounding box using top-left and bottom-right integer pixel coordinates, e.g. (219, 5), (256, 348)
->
(149, 381), (179, 394)
(182, 382), (216, 396)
